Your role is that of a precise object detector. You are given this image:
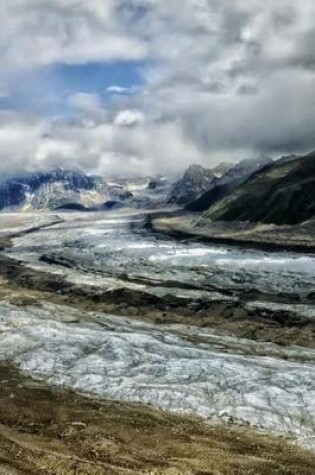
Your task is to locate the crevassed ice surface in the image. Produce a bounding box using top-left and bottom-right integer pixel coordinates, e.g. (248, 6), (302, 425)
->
(0, 301), (314, 448)
(9, 211), (315, 305)
(1, 212), (315, 448)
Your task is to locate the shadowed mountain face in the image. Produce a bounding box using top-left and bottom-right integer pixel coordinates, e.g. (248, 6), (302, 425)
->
(203, 152), (315, 225)
(186, 178), (245, 212)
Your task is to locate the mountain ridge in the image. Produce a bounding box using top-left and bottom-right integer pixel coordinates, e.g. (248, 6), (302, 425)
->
(0, 168), (109, 211)
(203, 152), (315, 225)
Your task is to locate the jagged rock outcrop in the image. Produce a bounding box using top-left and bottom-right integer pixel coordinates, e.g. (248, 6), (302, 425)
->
(211, 162), (234, 178)
(168, 165), (215, 205)
(218, 155), (273, 185)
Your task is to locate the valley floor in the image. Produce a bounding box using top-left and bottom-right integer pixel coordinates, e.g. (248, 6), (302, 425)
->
(0, 211), (314, 473)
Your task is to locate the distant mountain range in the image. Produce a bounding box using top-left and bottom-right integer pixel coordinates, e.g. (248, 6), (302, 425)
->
(0, 169), (134, 211)
(168, 155), (273, 206)
(1, 152), (313, 226)
(0, 168), (175, 212)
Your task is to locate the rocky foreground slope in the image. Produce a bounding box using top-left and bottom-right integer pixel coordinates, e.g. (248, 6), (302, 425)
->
(2, 365), (315, 475)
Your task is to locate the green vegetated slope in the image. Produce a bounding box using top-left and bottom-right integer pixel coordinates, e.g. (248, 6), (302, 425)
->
(203, 152), (315, 225)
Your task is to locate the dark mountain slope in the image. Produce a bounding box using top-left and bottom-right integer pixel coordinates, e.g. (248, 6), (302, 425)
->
(203, 152), (315, 225)
(186, 156), (273, 212)
(186, 177), (245, 212)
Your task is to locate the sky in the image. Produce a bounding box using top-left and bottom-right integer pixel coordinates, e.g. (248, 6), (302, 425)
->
(0, 0), (315, 177)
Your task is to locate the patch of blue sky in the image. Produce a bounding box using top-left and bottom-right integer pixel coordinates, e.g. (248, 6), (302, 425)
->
(0, 60), (148, 116)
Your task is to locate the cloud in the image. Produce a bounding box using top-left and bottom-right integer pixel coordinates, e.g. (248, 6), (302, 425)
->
(0, 109), (205, 177)
(113, 110), (145, 127)
(0, 0), (148, 70)
(67, 92), (106, 123)
(0, 0), (315, 176)
(130, 0), (315, 160)
(107, 85), (140, 95)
